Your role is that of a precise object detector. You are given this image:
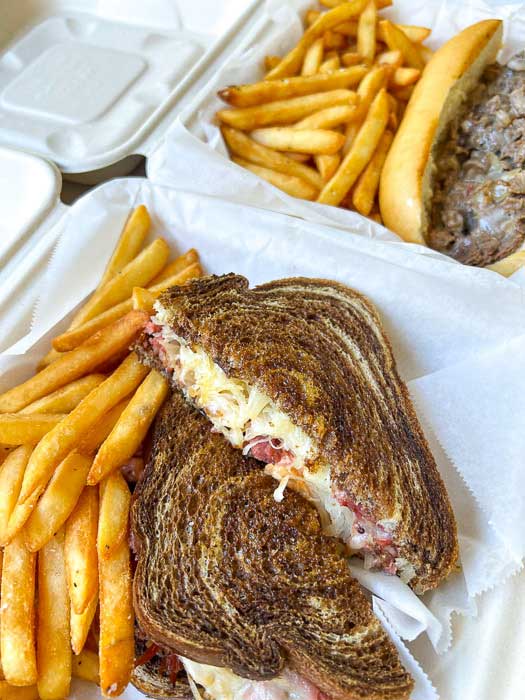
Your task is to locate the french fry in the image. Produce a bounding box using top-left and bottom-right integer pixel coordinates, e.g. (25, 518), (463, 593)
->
(320, 0), (391, 7)
(319, 54), (341, 72)
(37, 529), (72, 700)
(294, 104), (359, 129)
(218, 89), (357, 130)
(264, 55), (281, 72)
(391, 67), (421, 87)
(393, 85), (415, 101)
(323, 30), (346, 50)
(98, 205), (151, 288)
(24, 452), (93, 553)
(0, 445), (32, 545)
(0, 534), (37, 685)
(301, 37), (324, 76)
(88, 370), (168, 485)
(72, 649), (99, 684)
(377, 23), (431, 44)
(97, 473), (131, 559)
(379, 20), (424, 69)
(72, 238), (170, 324)
(222, 126), (323, 189)
(376, 49), (403, 68)
(419, 44), (434, 64)
(99, 539), (134, 697)
(149, 249), (200, 285)
(335, 20), (358, 36)
(388, 110), (398, 131)
(77, 400), (130, 456)
(352, 128), (394, 215)
(265, 1), (369, 79)
(305, 9), (320, 26)
(0, 414), (66, 446)
(315, 154), (341, 181)
(283, 152), (311, 162)
(65, 486), (98, 614)
(341, 51), (362, 66)
(0, 683), (39, 700)
(318, 88), (389, 206)
(250, 127), (345, 155)
(20, 374), (106, 415)
(71, 593), (98, 655)
(18, 352), (149, 506)
(53, 265), (201, 352)
(232, 158), (318, 200)
(343, 65), (386, 154)
(218, 67), (365, 108)
(132, 287), (157, 313)
(357, 0), (377, 63)
(0, 310), (147, 413)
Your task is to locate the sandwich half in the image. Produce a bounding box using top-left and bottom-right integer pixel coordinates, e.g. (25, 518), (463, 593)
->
(138, 274), (458, 593)
(131, 391), (414, 700)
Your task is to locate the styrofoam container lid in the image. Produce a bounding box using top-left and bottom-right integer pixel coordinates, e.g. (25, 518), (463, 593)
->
(0, 0), (265, 178)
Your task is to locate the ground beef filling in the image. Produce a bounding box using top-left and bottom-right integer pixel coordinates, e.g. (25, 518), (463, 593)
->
(428, 53), (525, 266)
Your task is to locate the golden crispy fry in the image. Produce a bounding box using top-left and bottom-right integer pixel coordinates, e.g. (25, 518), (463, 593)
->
(393, 85), (415, 101)
(218, 67), (365, 108)
(222, 126), (323, 189)
(0, 445), (32, 546)
(391, 66), (421, 87)
(357, 0), (377, 63)
(18, 352), (148, 506)
(132, 287), (157, 313)
(376, 49), (403, 68)
(265, 1), (369, 79)
(72, 649), (99, 684)
(301, 37), (324, 76)
(0, 683), (39, 700)
(53, 264), (201, 352)
(149, 249), (200, 285)
(369, 209), (383, 224)
(321, 0), (391, 6)
(335, 19), (358, 36)
(98, 205), (151, 289)
(1, 534), (37, 685)
(99, 538), (134, 697)
(97, 473), (131, 559)
(343, 65), (387, 154)
(71, 593), (98, 655)
(419, 44), (434, 64)
(377, 23), (431, 44)
(323, 30), (346, 49)
(24, 452), (93, 553)
(20, 374), (106, 415)
(388, 110), (398, 131)
(88, 371), (168, 485)
(65, 486), (98, 614)
(73, 238), (169, 324)
(305, 10), (320, 26)
(0, 311), (147, 413)
(77, 400), (130, 456)
(352, 128), (394, 215)
(315, 153), (341, 182)
(379, 20), (424, 69)
(319, 54), (341, 73)
(218, 89), (357, 129)
(233, 158), (319, 200)
(294, 104), (358, 129)
(0, 414), (66, 446)
(341, 51), (361, 67)
(250, 127), (345, 155)
(264, 55), (281, 72)
(283, 152), (311, 162)
(37, 529), (72, 700)
(318, 88), (389, 206)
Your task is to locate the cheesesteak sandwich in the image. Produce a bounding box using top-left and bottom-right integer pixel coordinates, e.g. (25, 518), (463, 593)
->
(131, 392), (414, 700)
(138, 274), (458, 593)
(380, 20), (525, 274)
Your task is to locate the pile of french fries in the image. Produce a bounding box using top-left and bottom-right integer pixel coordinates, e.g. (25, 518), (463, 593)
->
(217, 0), (434, 222)
(0, 205), (202, 699)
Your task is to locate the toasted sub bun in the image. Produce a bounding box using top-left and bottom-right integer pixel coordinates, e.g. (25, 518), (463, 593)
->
(379, 21), (508, 258)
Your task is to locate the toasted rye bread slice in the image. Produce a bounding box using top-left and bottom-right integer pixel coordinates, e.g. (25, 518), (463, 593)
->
(138, 274), (458, 593)
(131, 392), (414, 700)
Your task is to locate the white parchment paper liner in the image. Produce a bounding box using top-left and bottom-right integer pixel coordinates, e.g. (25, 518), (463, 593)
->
(148, 0), (525, 241)
(1, 179), (525, 700)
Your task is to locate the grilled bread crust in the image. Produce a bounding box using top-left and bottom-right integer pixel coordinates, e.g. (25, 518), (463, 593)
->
(132, 393), (413, 700)
(148, 274), (458, 593)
